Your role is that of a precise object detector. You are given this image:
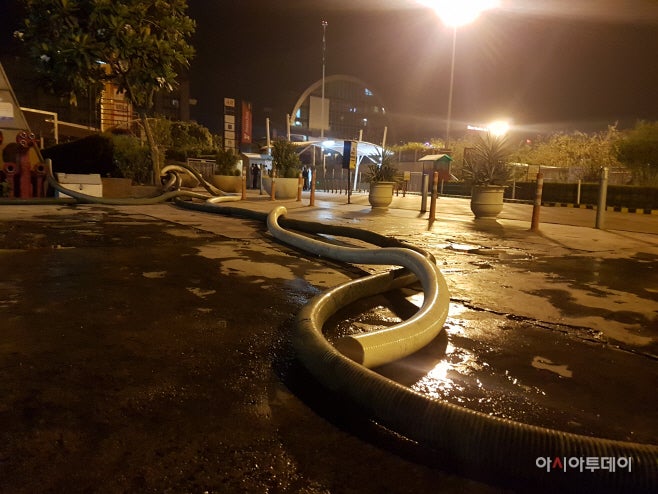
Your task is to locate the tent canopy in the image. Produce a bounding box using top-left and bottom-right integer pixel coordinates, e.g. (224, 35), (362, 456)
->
(291, 139), (385, 163)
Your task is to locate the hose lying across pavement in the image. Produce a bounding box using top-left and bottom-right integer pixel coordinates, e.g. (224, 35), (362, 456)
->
(5, 162), (657, 492)
(180, 200), (658, 493)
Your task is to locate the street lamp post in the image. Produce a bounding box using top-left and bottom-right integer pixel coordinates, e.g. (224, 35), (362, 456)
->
(418, 1), (499, 145)
(320, 20), (328, 139)
(446, 26), (457, 146)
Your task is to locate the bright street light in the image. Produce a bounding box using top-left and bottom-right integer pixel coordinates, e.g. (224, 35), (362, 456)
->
(418, 1), (500, 145)
(418, 0), (499, 27)
(488, 120), (510, 137)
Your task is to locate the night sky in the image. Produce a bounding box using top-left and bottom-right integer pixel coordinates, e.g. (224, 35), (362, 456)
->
(187, 0), (658, 141)
(2, 0), (657, 142)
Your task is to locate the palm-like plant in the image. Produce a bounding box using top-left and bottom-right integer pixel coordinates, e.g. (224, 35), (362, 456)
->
(365, 148), (399, 183)
(462, 133), (513, 186)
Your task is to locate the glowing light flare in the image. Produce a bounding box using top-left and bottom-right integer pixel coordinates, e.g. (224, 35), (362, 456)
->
(417, 0), (500, 27)
(488, 120), (510, 136)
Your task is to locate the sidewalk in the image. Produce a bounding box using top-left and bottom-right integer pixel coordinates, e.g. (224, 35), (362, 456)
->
(0, 192), (656, 493)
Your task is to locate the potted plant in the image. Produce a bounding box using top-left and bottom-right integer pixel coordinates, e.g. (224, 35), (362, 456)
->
(462, 133), (513, 218)
(262, 139), (302, 199)
(211, 148), (242, 193)
(365, 148), (399, 208)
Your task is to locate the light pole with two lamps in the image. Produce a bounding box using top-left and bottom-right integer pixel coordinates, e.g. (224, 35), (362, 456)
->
(418, 1), (499, 146)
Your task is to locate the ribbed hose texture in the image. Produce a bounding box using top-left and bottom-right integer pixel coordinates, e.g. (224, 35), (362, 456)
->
(177, 196), (657, 492)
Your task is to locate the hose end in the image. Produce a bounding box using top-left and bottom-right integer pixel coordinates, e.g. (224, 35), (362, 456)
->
(334, 336), (365, 365)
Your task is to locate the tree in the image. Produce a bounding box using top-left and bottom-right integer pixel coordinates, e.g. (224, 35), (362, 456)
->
(511, 126), (622, 182)
(615, 121), (658, 185)
(16, 0), (195, 182)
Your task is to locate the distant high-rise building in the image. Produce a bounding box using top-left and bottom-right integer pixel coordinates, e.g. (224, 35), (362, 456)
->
(290, 75), (390, 143)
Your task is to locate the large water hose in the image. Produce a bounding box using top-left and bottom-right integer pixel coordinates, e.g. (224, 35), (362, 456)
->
(7, 158), (243, 206)
(267, 206), (449, 368)
(178, 198), (657, 491)
(267, 211), (657, 493)
(4, 160), (656, 491)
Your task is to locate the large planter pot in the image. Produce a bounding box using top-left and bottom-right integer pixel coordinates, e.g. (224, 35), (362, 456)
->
(470, 185), (505, 218)
(211, 175), (242, 193)
(101, 177), (132, 198)
(262, 177), (299, 199)
(368, 181), (395, 209)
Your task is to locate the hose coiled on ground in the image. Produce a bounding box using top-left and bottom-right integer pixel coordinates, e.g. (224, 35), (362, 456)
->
(6, 163), (655, 492)
(175, 194), (658, 493)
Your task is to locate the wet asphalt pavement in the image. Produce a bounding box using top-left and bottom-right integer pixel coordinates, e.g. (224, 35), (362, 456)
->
(0, 191), (656, 493)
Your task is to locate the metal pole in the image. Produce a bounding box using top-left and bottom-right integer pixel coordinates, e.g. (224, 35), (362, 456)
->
(576, 179), (582, 205)
(429, 171), (439, 224)
(531, 172), (543, 232)
(297, 172), (302, 201)
(596, 167), (609, 229)
(347, 168), (351, 204)
(259, 163), (263, 195)
(241, 162), (246, 200)
(310, 148), (316, 206)
(320, 20), (328, 139)
(420, 173), (429, 214)
(266, 117), (275, 200)
(446, 26), (457, 146)
(286, 113), (290, 141)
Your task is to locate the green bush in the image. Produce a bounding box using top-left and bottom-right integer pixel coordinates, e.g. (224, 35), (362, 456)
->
(215, 148), (240, 175)
(110, 134), (152, 184)
(272, 139), (301, 178)
(165, 121), (218, 160)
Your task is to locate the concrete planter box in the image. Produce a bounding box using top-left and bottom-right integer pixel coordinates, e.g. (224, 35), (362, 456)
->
(262, 177), (299, 199)
(101, 177), (132, 198)
(211, 175), (242, 193)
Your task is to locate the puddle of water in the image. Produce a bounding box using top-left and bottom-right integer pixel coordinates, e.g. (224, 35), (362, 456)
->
(186, 287), (216, 298)
(142, 271), (167, 279)
(510, 254), (658, 302)
(531, 356), (573, 378)
(220, 259), (295, 280)
(446, 243), (480, 252)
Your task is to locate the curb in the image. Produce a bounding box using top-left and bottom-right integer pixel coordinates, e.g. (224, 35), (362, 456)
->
(540, 202), (658, 214)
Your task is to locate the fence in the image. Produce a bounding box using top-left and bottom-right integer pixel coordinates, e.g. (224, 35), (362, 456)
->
(186, 158), (217, 181)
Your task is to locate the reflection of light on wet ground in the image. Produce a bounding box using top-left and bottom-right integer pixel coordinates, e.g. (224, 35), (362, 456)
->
(410, 341), (473, 400)
(532, 356), (573, 378)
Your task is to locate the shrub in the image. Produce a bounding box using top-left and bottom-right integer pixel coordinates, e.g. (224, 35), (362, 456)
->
(215, 148), (240, 175)
(110, 134), (152, 184)
(272, 139), (301, 178)
(365, 148), (399, 183)
(462, 133), (513, 186)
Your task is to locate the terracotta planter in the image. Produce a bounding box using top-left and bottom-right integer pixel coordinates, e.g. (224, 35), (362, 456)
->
(262, 177), (299, 199)
(470, 185), (505, 218)
(211, 175), (242, 193)
(368, 182), (395, 209)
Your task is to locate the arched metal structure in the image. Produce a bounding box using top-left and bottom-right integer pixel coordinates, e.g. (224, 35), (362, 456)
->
(289, 75), (390, 143)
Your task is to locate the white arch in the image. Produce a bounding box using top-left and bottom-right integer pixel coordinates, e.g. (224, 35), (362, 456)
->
(289, 74), (386, 127)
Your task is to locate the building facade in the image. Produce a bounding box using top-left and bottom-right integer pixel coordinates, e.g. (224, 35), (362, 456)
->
(290, 75), (390, 144)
